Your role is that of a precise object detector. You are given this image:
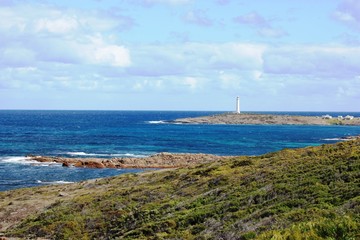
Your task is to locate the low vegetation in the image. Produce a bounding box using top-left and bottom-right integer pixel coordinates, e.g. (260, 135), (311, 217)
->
(2, 139), (360, 239)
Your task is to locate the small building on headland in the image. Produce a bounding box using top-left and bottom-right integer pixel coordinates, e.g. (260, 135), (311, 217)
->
(344, 115), (354, 120)
(322, 114), (332, 119)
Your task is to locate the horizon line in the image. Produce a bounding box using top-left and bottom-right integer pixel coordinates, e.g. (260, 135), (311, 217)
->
(1, 109), (360, 113)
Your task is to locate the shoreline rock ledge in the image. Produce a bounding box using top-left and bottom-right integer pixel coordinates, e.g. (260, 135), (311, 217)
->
(172, 113), (360, 125)
(28, 153), (229, 169)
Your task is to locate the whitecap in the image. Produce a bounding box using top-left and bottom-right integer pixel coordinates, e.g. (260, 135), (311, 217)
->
(37, 180), (74, 184)
(106, 153), (148, 158)
(66, 152), (96, 156)
(121, 153), (147, 158)
(0, 156), (62, 167)
(323, 138), (342, 141)
(147, 120), (166, 124)
(38, 162), (62, 167)
(0, 156), (37, 164)
(64, 152), (149, 158)
(322, 137), (355, 141)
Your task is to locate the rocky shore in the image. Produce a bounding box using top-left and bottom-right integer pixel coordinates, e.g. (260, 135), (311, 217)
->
(28, 152), (229, 169)
(173, 113), (360, 125)
(2, 139), (359, 239)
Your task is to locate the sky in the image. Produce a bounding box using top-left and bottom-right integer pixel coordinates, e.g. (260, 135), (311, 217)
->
(0, 0), (360, 111)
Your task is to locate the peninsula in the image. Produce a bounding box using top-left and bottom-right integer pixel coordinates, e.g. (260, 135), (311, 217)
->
(173, 112), (360, 125)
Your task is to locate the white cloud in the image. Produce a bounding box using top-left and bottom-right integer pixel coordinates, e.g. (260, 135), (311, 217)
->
(183, 77), (200, 90)
(87, 37), (131, 67)
(0, 47), (36, 67)
(234, 11), (287, 38)
(125, 42), (265, 79)
(0, 3), (132, 68)
(333, 0), (360, 31)
(35, 16), (79, 34)
(1, 1), (360, 110)
(234, 12), (268, 27)
(263, 45), (360, 78)
(94, 45), (131, 67)
(0, 7), (27, 32)
(183, 9), (213, 27)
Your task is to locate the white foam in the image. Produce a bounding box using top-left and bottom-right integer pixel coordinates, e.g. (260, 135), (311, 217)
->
(147, 120), (166, 124)
(0, 156), (37, 164)
(322, 137), (354, 141)
(0, 156), (61, 166)
(65, 152), (148, 158)
(121, 153), (147, 158)
(323, 138), (342, 141)
(37, 180), (74, 185)
(66, 152), (97, 156)
(38, 163), (62, 167)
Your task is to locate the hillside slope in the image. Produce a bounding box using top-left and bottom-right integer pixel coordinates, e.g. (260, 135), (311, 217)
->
(2, 139), (360, 239)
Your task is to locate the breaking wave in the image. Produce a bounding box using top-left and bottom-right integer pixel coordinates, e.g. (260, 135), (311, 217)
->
(147, 120), (167, 124)
(36, 180), (74, 185)
(65, 152), (147, 158)
(0, 156), (35, 164)
(322, 138), (343, 141)
(0, 156), (61, 166)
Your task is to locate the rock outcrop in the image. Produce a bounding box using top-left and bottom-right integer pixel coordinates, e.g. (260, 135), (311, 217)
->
(28, 153), (229, 169)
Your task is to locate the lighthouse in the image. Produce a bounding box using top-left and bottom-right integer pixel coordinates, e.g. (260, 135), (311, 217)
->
(236, 97), (240, 114)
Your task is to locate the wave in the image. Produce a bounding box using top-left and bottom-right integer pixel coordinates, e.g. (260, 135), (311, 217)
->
(121, 153), (148, 158)
(147, 120), (166, 124)
(0, 156), (38, 164)
(322, 137), (354, 141)
(36, 180), (74, 185)
(64, 152), (148, 158)
(323, 138), (343, 141)
(0, 156), (61, 166)
(66, 152), (97, 156)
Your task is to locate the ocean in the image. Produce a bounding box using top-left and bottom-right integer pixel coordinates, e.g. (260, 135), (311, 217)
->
(1, 110), (360, 191)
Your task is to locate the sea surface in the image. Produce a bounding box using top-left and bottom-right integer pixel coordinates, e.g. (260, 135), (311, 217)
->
(1, 110), (360, 191)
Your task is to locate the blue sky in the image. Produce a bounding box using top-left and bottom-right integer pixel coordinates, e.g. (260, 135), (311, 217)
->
(1, 0), (360, 111)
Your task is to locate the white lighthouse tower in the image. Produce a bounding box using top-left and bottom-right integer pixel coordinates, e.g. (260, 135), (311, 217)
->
(236, 96), (240, 114)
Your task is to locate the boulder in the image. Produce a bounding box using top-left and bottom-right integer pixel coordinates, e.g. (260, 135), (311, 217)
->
(74, 161), (84, 167)
(84, 161), (105, 169)
(62, 162), (71, 167)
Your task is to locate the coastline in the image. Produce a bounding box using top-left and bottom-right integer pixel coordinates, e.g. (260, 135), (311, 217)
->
(2, 138), (359, 238)
(28, 152), (230, 169)
(172, 112), (360, 125)
(28, 134), (360, 170)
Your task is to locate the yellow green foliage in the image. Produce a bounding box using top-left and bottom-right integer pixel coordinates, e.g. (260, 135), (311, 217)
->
(6, 139), (360, 239)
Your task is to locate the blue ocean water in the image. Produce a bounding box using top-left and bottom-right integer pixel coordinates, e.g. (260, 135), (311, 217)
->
(1, 110), (360, 191)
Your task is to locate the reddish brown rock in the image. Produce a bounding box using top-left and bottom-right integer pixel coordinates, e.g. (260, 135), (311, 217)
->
(85, 161), (105, 168)
(103, 161), (116, 168)
(62, 162), (71, 167)
(27, 153), (230, 169)
(73, 161), (84, 167)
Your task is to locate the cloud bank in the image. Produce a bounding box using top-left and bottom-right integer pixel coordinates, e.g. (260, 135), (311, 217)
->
(1, 0), (360, 111)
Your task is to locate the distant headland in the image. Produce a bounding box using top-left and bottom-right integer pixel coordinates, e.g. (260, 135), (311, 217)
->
(172, 112), (360, 126)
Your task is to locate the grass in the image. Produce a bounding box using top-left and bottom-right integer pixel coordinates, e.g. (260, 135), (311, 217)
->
(2, 139), (360, 239)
